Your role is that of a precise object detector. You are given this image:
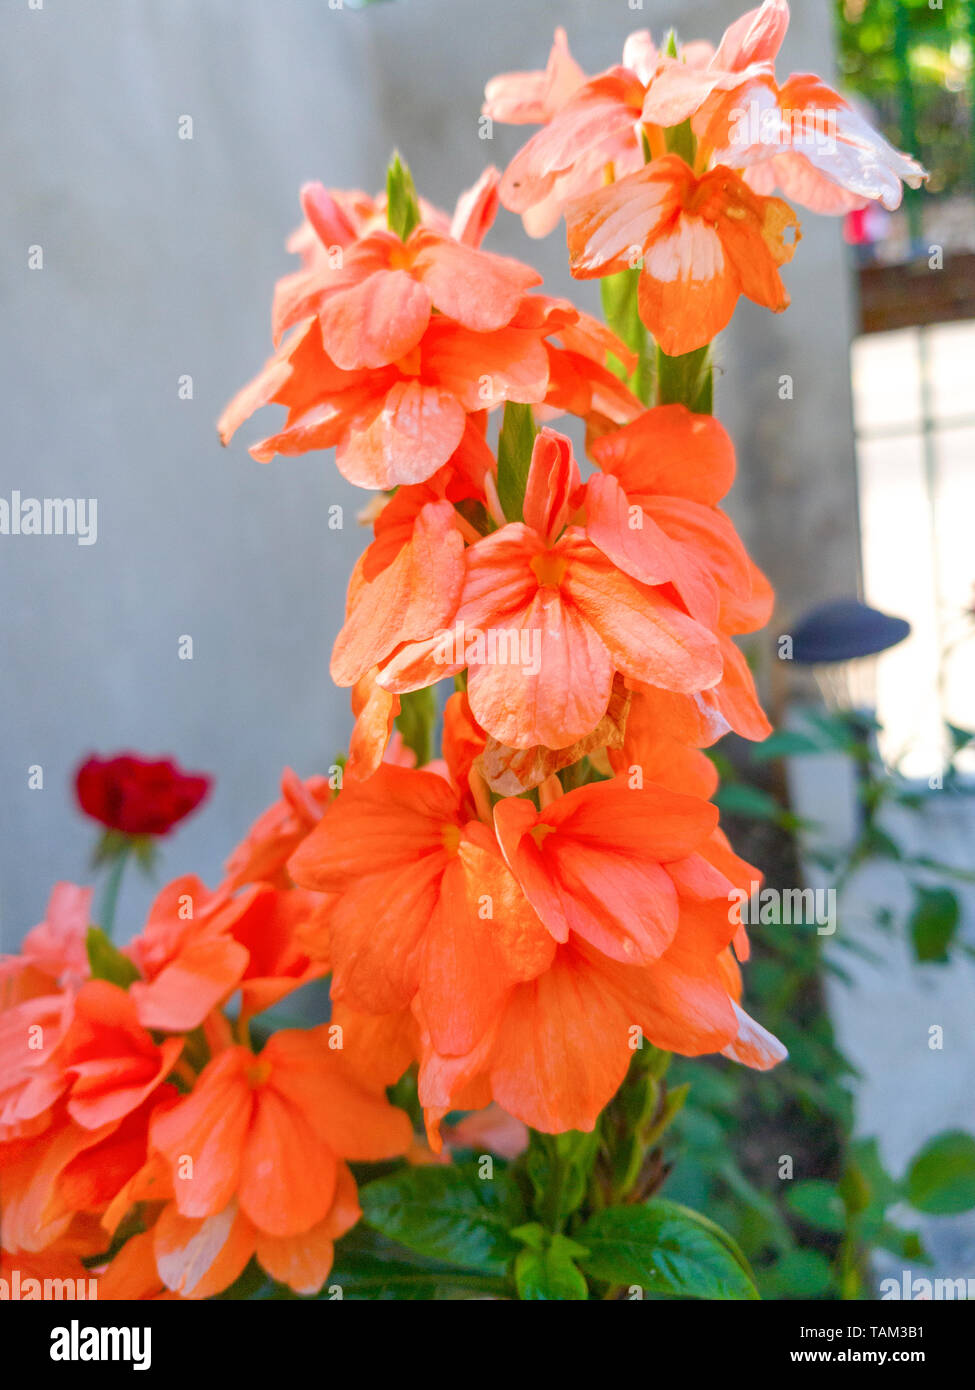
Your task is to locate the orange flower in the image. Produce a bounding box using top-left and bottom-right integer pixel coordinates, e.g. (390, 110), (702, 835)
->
(379, 428), (722, 750)
(494, 777), (719, 963)
(494, 43), (652, 236)
(279, 167), (500, 294)
(346, 670), (402, 783)
(589, 404), (774, 743)
(417, 923), (784, 1140)
(56, 981), (184, 1131)
(640, 1), (789, 129)
(219, 310), (550, 490)
(694, 71), (928, 214)
(146, 1029), (410, 1295)
(483, 26), (586, 128)
(330, 481), (469, 690)
(149, 1030), (408, 1232)
(567, 154), (800, 356)
(127, 875), (331, 1033)
(586, 405), (756, 631)
(223, 767), (331, 891)
(126, 877), (254, 1034)
(0, 883), (91, 1009)
(288, 764), (554, 1055)
(272, 217), (542, 366)
(0, 992), (76, 1144)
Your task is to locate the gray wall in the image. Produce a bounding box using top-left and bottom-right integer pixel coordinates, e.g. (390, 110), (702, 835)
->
(0, 0), (860, 948)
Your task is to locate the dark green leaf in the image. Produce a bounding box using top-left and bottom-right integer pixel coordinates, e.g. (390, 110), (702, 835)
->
(576, 1201), (759, 1300)
(328, 1227), (507, 1300)
(360, 1164), (523, 1274)
(908, 885), (960, 963)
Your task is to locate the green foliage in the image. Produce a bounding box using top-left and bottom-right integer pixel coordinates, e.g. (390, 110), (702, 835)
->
(786, 1180), (847, 1234)
(85, 925), (140, 988)
(906, 1131), (975, 1215)
(576, 1202), (759, 1300)
(524, 1130), (600, 1225)
(762, 1248), (834, 1298)
(835, 0), (972, 197)
(512, 1226), (589, 1300)
(496, 401), (537, 523)
(328, 1228), (507, 1300)
(908, 885), (961, 962)
(359, 1163), (524, 1275)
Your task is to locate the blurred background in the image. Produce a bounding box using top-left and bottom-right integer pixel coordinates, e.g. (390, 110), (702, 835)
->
(2, 0), (973, 1298)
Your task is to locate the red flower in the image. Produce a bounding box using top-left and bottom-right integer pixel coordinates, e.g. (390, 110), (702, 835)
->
(75, 754), (211, 837)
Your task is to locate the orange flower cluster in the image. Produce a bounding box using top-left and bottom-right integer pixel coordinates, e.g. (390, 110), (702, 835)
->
(215, 148), (790, 1145)
(218, 169), (640, 489)
(1, 2), (927, 1300)
(486, 2), (925, 353)
(0, 794), (411, 1299)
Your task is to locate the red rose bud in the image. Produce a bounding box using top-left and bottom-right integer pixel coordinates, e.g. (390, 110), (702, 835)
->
(75, 753), (211, 837)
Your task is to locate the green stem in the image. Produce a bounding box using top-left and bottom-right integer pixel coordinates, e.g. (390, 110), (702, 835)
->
(394, 686), (437, 767)
(656, 343), (713, 414)
(543, 1135), (568, 1234)
(99, 842), (132, 939)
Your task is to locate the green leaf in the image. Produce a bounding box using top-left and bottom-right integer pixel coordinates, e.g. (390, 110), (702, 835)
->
(495, 401), (537, 523)
(763, 1248), (834, 1298)
(874, 1222), (929, 1264)
(386, 152), (420, 242)
(656, 344), (712, 414)
(750, 729), (827, 761)
(906, 1131), (975, 1215)
(394, 685), (437, 767)
(525, 1129), (600, 1222)
(908, 885), (960, 963)
(785, 1180), (846, 1234)
(86, 926), (140, 989)
(328, 1227), (507, 1300)
(360, 1164), (523, 1275)
(576, 1201), (759, 1300)
(514, 1231), (589, 1301)
(712, 783), (782, 822)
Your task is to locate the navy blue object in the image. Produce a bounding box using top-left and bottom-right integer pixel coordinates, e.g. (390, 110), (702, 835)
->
(791, 599), (911, 665)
